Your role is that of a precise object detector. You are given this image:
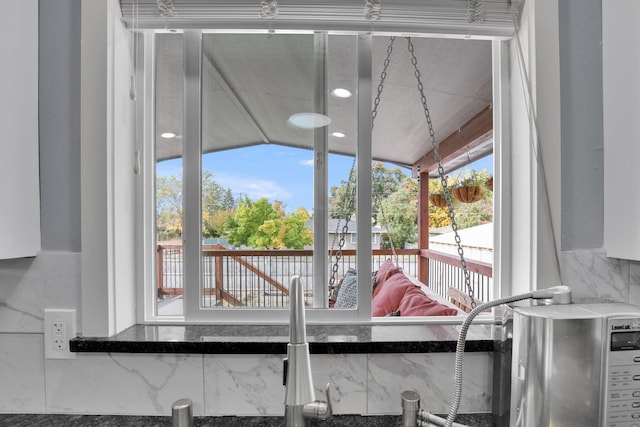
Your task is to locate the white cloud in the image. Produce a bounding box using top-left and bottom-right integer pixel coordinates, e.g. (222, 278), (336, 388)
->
(215, 173), (293, 201)
(299, 159), (314, 167)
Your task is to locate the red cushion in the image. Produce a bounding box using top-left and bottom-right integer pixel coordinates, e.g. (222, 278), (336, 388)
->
(397, 286), (460, 316)
(371, 271), (414, 316)
(372, 259), (402, 299)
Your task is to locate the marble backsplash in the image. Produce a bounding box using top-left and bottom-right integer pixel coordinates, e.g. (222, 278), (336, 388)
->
(560, 248), (640, 304)
(6, 346), (493, 416)
(0, 251), (494, 417)
(1, 249), (639, 417)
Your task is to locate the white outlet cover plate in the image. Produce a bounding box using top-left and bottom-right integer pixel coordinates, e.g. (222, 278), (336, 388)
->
(44, 309), (77, 359)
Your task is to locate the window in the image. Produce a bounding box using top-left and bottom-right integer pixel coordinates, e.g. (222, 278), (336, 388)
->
(146, 30), (497, 323)
(81, 1), (544, 334)
(153, 32), (368, 322)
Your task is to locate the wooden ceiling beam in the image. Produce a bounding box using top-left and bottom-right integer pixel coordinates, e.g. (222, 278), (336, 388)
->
(411, 104), (493, 177)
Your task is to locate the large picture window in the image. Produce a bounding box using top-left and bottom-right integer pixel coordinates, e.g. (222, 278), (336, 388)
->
(148, 30), (497, 322)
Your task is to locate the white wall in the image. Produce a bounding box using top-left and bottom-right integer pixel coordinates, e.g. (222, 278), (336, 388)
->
(39, 0), (82, 252)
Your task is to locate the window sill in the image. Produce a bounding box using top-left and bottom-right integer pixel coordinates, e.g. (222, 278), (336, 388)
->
(70, 323), (494, 354)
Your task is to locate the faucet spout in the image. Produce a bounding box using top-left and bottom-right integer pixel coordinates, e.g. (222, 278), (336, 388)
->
(289, 275), (307, 345)
(284, 276), (333, 426)
(285, 276), (315, 408)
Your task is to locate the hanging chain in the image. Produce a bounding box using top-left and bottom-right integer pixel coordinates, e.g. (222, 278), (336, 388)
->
(328, 36), (396, 291)
(372, 37), (395, 130)
(372, 37), (398, 263)
(406, 37), (476, 308)
(328, 163), (357, 290)
(374, 192), (398, 262)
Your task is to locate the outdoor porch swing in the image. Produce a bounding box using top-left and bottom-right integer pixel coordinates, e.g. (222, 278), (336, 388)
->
(327, 36), (480, 315)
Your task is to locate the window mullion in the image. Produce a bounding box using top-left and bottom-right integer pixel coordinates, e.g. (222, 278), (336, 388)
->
(312, 32), (329, 308)
(182, 30), (203, 320)
(356, 33), (372, 321)
(492, 39), (510, 301)
(142, 32), (157, 322)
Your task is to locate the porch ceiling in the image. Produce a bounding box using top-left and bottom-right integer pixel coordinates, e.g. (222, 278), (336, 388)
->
(154, 33), (493, 171)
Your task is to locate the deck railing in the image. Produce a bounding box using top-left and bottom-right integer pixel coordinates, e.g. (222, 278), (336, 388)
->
(157, 245), (492, 307)
(420, 249), (493, 304)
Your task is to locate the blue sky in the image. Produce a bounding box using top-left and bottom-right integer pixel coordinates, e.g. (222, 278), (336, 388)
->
(156, 145), (493, 213)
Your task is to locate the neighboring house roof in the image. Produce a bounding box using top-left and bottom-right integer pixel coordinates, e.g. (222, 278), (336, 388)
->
(429, 223), (493, 250)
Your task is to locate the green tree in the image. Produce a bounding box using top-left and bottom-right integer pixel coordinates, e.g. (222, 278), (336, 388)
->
(221, 188), (236, 211)
(380, 178), (418, 249)
(281, 208), (313, 249)
(451, 169), (493, 228)
(330, 161), (417, 247)
(329, 161), (407, 222)
(203, 209), (235, 238)
(156, 172), (237, 241)
(371, 162), (406, 224)
(202, 172), (237, 238)
(329, 168), (357, 220)
(156, 175), (183, 241)
(223, 198), (313, 249)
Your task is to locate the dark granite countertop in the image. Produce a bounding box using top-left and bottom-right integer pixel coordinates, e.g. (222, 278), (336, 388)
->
(0, 413), (495, 426)
(70, 322), (494, 354)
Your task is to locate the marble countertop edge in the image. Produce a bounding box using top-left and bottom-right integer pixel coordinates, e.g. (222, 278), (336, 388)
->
(70, 323), (496, 355)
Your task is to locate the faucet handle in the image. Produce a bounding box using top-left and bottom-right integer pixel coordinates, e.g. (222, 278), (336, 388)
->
(303, 382), (333, 421)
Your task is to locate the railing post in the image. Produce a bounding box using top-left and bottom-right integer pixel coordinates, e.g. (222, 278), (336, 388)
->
(215, 253), (223, 301)
(157, 246), (164, 298)
(417, 168), (430, 285)
(419, 252), (429, 287)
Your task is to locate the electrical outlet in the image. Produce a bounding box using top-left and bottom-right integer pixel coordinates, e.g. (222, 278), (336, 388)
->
(44, 309), (76, 359)
(52, 321), (65, 337)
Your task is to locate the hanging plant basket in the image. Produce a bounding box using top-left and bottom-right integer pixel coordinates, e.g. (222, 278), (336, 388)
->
(485, 177), (493, 190)
(429, 194), (447, 208)
(452, 185), (484, 203)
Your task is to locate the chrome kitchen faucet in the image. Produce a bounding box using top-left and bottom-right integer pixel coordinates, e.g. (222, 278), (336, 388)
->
(283, 276), (332, 426)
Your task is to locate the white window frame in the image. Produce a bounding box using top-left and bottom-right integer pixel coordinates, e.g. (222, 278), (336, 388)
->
(141, 30), (505, 324)
(146, 31), (374, 323)
(81, 0), (564, 334)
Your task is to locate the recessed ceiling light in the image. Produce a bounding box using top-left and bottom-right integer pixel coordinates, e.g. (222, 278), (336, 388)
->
(161, 132), (176, 139)
(331, 132), (345, 138)
(330, 88), (352, 98)
(287, 113), (332, 129)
